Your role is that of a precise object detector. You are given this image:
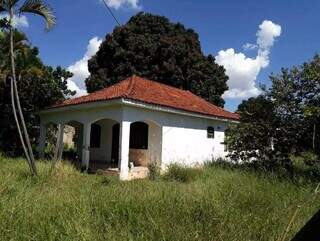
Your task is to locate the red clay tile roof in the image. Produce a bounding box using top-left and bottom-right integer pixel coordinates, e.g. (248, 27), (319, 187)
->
(52, 75), (239, 121)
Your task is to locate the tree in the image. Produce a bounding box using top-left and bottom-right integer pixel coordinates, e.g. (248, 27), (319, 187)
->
(226, 55), (320, 170)
(86, 12), (228, 107)
(226, 96), (282, 168)
(0, 31), (73, 161)
(0, 0), (56, 175)
(269, 55), (320, 154)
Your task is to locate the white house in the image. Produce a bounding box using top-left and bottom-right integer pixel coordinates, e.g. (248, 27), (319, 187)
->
(38, 75), (239, 180)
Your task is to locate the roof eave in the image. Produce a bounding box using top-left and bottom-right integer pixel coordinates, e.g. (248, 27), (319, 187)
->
(38, 97), (239, 123)
(37, 98), (123, 115)
(121, 98), (239, 123)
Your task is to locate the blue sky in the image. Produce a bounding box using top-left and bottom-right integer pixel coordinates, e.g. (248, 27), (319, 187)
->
(5, 0), (320, 111)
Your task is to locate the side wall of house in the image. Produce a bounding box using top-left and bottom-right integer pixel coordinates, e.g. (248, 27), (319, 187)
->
(161, 120), (227, 168)
(122, 105), (229, 169)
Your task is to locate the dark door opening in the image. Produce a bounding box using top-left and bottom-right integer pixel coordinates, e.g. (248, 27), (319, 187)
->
(111, 123), (120, 166)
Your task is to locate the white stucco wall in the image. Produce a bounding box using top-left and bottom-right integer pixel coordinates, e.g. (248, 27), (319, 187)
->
(122, 104), (229, 169)
(161, 122), (227, 168)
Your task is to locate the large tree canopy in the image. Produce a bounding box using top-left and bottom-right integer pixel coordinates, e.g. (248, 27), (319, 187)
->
(86, 12), (228, 107)
(0, 30), (73, 155)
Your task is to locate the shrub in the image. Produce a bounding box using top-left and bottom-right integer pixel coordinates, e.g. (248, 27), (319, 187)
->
(299, 152), (319, 167)
(291, 152), (320, 170)
(164, 164), (202, 183)
(290, 152), (320, 180)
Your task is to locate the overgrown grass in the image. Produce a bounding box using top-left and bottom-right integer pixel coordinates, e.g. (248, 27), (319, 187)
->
(0, 156), (319, 241)
(164, 164), (203, 183)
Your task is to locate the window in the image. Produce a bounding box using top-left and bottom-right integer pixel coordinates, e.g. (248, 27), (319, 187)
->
(207, 126), (215, 139)
(90, 123), (101, 148)
(130, 122), (148, 149)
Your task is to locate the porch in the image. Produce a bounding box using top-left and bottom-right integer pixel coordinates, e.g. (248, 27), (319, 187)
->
(38, 110), (163, 180)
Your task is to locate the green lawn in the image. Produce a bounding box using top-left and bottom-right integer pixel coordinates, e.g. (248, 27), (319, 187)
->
(0, 156), (319, 241)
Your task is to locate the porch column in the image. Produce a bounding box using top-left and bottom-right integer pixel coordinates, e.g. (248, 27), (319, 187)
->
(82, 122), (91, 171)
(38, 122), (46, 159)
(119, 121), (131, 180)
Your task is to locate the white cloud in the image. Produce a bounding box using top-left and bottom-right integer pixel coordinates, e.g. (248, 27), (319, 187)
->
(67, 37), (103, 97)
(242, 43), (257, 51)
(0, 14), (29, 28)
(257, 20), (282, 50)
(101, 0), (141, 10)
(216, 20), (281, 100)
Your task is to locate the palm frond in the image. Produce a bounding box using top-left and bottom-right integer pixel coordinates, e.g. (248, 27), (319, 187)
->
(19, 0), (56, 31)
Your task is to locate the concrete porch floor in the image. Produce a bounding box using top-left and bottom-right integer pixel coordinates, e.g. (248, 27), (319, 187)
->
(69, 160), (149, 180)
(99, 166), (150, 180)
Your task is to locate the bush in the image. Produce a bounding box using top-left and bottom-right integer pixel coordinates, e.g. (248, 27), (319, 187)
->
(290, 152), (320, 180)
(164, 164), (202, 183)
(298, 152), (319, 167)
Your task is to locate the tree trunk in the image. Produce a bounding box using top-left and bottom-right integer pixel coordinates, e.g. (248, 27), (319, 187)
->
(9, 8), (37, 175)
(10, 77), (32, 170)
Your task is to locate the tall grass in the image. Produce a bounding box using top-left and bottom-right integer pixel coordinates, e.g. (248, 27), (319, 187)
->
(0, 156), (319, 241)
(164, 164), (202, 183)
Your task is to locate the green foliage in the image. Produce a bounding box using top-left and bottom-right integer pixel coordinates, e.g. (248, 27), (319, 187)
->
(19, 0), (56, 31)
(226, 96), (287, 168)
(0, 0), (56, 31)
(86, 12), (228, 107)
(291, 152), (320, 169)
(227, 55), (320, 170)
(304, 106), (320, 119)
(269, 55), (320, 154)
(0, 30), (74, 156)
(0, 157), (320, 241)
(164, 164), (202, 183)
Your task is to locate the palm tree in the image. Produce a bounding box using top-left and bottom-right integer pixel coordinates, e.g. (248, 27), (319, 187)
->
(0, 0), (56, 175)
